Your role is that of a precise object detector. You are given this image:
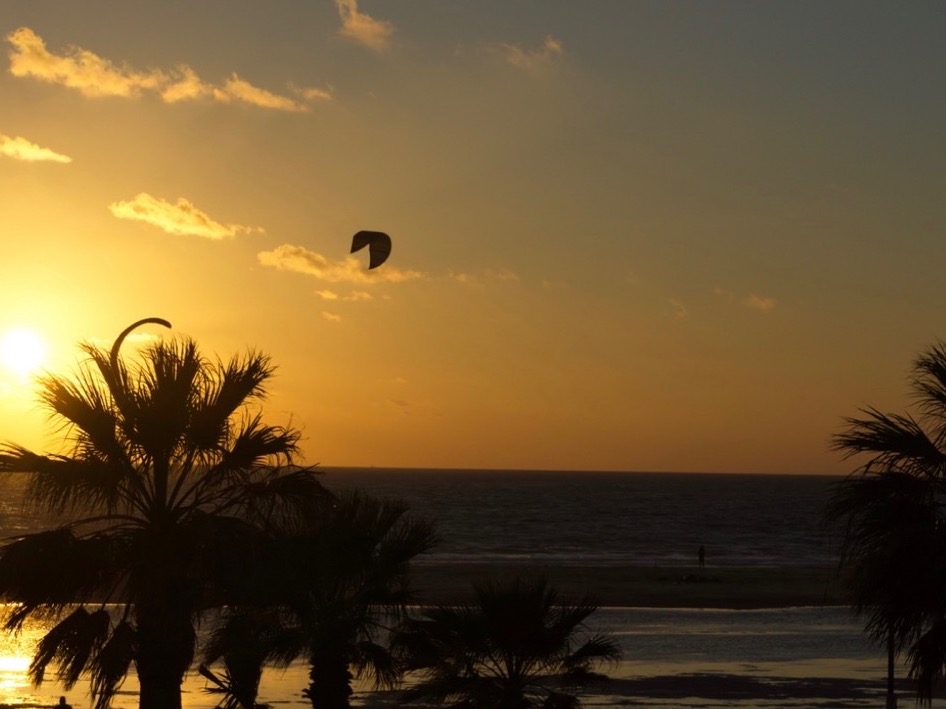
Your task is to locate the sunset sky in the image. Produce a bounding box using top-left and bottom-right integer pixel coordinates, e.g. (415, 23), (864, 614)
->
(0, 2), (943, 475)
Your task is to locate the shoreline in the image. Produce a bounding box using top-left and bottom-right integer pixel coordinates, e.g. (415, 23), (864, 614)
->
(409, 562), (843, 608)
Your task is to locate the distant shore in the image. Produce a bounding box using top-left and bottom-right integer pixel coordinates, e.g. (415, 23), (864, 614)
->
(409, 562), (844, 608)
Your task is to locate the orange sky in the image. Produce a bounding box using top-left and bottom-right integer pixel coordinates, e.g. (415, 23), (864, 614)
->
(0, 2), (943, 474)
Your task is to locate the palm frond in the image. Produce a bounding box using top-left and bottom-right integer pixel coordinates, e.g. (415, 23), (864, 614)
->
(186, 351), (275, 452)
(232, 468), (332, 532)
(909, 616), (946, 706)
(0, 530), (119, 616)
(38, 367), (129, 467)
(562, 635), (623, 672)
(912, 344), (946, 427)
(396, 577), (620, 708)
(89, 620), (135, 709)
(351, 639), (402, 689)
(126, 339), (203, 457)
(832, 408), (946, 475)
(30, 607), (111, 688)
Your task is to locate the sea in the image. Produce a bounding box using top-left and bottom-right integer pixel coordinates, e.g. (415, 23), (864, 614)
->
(317, 468), (843, 569)
(0, 468), (936, 709)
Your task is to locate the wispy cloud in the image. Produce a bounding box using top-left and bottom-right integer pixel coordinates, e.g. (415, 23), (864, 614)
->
(334, 0), (395, 51)
(7, 27), (162, 97)
(317, 289), (374, 302)
(496, 35), (564, 70)
(322, 312), (343, 322)
(258, 244), (424, 284)
(6, 27), (331, 111)
(109, 193), (263, 239)
(669, 299), (689, 321)
(0, 133), (71, 163)
(743, 293), (777, 312)
(448, 268), (520, 286)
(715, 288), (778, 313)
(290, 82), (334, 102)
(212, 74), (310, 111)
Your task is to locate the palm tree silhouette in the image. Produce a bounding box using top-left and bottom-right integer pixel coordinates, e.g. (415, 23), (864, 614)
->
(394, 576), (622, 709)
(828, 342), (946, 706)
(0, 319), (328, 709)
(201, 489), (438, 709)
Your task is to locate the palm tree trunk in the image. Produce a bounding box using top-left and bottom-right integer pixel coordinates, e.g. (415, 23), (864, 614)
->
(135, 594), (193, 709)
(305, 652), (354, 709)
(886, 631), (897, 709)
(137, 665), (185, 709)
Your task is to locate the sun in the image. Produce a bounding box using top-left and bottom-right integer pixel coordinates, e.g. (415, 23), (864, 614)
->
(0, 327), (47, 378)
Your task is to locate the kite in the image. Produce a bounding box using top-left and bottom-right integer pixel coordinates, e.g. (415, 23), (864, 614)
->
(350, 230), (392, 270)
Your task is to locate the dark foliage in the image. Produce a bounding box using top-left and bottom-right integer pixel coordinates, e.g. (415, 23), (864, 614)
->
(0, 320), (329, 709)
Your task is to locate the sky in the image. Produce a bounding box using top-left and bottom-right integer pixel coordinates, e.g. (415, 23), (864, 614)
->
(0, 1), (943, 475)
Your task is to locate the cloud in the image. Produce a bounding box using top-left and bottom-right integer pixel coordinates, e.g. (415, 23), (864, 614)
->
(317, 289), (374, 302)
(7, 27), (163, 97)
(290, 83), (334, 102)
(6, 27), (330, 111)
(159, 64), (215, 103)
(322, 312), (343, 322)
(334, 0), (395, 50)
(743, 293), (777, 312)
(714, 288), (777, 313)
(0, 133), (71, 162)
(448, 268), (520, 286)
(108, 193), (263, 239)
(213, 74), (309, 112)
(496, 35), (564, 70)
(669, 299), (688, 321)
(258, 244), (424, 284)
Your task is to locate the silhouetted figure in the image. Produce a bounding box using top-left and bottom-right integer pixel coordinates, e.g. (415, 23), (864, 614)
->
(698, 545), (705, 570)
(57, 697), (73, 709)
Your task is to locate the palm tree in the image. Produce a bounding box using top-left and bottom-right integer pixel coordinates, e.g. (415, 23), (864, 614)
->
(393, 576), (622, 709)
(827, 341), (946, 705)
(198, 608), (280, 709)
(201, 489), (439, 709)
(0, 318), (329, 709)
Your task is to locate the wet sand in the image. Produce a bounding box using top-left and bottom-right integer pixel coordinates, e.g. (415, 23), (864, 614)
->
(1, 565), (884, 709)
(410, 563), (843, 608)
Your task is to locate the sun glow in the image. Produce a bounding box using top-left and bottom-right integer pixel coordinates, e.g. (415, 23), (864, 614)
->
(0, 328), (47, 379)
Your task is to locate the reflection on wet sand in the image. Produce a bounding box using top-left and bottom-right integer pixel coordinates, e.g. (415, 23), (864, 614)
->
(0, 606), (941, 709)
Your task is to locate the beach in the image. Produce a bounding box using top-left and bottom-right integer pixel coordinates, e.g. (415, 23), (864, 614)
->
(410, 562), (843, 608)
(0, 564), (932, 709)
(392, 562), (931, 709)
(0, 473), (910, 708)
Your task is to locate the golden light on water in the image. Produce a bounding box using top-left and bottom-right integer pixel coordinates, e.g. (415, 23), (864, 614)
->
(0, 655), (29, 673)
(0, 328), (46, 379)
(0, 654), (30, 692)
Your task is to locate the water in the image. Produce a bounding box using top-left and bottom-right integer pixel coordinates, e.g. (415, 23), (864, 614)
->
(0, 468), (925, 708)
(0, 469), (842, 568)
(0, 606), (898, 709)
(318, 468), (842, 568)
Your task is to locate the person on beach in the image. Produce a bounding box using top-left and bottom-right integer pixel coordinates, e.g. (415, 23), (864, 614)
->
(698, 545), (705, 570)
(57, 698), (73, 709)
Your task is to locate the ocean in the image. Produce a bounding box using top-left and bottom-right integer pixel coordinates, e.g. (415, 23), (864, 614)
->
(318, 468), (843, 568)
(0, 468), (842, 567)
(0, 468), (930, 708)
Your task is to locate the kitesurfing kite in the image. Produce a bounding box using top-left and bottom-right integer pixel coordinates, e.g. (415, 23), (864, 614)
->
(350, 230), (391, 269)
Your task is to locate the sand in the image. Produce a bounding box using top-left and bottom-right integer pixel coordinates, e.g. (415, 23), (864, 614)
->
(409, 562), (844, 608)
(0, 564), (871, 708)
